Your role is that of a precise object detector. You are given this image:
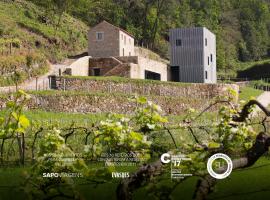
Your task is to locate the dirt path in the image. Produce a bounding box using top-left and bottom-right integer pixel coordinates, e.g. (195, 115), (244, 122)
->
(251, 91), (270, 116)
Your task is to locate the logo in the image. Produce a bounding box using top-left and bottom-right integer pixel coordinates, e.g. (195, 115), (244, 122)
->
(160, 153), (192, 179)
(42, 172), (83, 178)
(161, 153), (171, 164)
(207, 153), (233, 179)
(112, 172), (130, 178)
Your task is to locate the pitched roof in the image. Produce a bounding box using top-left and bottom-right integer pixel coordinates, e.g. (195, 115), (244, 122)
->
(92, 20), (134, 38)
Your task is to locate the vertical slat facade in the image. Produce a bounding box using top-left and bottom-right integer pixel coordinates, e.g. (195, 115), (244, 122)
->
(169, 27), (216, 83)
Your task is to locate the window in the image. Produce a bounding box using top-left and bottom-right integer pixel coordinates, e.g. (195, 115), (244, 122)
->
(210, 54), (213, 62)
(124, 36), (126, 45)
(123, 48), (125, 56)
(129, 52), (131, 56)
(121, 34), (123, 40)
(176, 39), (182, 46)
(96, 32), (104, 41)
(145, 70), (161, 81)
(205, 71), (208, 80)
(208, 56), (210, 65)
(205, 38), (207, 46)
(93, 68), (101, 76)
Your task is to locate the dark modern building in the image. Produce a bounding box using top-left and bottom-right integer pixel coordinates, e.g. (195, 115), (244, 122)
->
(169, 27), (216, 83)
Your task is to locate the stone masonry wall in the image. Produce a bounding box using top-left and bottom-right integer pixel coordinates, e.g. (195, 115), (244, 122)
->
(27, 94), (212, 115)
(0, 93), (225, 115)
(88, 21), (120, 57)
(56, 77), (239, 100)
(0, 79), (239, 115)
(89, 57), (120, 76)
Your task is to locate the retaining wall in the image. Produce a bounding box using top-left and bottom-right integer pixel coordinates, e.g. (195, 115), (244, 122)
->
(55, 77), (239, 100)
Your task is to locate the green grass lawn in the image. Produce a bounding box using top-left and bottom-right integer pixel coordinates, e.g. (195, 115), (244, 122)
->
(239, 87), (263, 102)
(0, 109), (107, 127)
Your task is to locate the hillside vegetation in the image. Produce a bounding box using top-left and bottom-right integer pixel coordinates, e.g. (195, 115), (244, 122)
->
(0, 0), (88, 61)
(0, 0), (89, 86)
(0, 52), (49, 86)
(1, 0), (270, 84)
(29, 0), (270, 76)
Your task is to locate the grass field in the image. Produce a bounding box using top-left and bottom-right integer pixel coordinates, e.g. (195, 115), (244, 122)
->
(239, 87), (263, 102)
(0, 85), (267, 200)
(0, 157), (269, 200)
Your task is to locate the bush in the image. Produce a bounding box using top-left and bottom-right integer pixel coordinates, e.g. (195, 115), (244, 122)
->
(24, 10), (34, 19)
(0, 52), (48, 86)
(0, 24), (5, 36)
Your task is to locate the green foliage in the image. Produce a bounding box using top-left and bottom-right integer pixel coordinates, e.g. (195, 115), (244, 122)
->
(30, 0), (270, 69)
(88, 96), (167, 160)
(0, 90), (31, 137)
(0, 89), (270, 199)
(215, 105), (257, 153)
(1, 0), (269, 72)
(239, 0), (270, 61)
(23, 128), (86, 200)
(0, 0), (88, 62)
(91, 114), (151, 158)
(134, 96), (168, 133)
(0, 90), (31, 164)
(0, 93), (164, 198)
(0, 52), (49, 86)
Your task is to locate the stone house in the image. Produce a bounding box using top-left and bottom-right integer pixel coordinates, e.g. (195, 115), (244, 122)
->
(60, 21), (168, 81)
(87, 50), (168, 81)
(88, 20), (135, 57)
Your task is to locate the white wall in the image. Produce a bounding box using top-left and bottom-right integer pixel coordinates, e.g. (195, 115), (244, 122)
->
(130, 57), (168, 81)
(66, 56), (91, 76)
(203, 28), (216, 83)
(119, 30), (135, 56)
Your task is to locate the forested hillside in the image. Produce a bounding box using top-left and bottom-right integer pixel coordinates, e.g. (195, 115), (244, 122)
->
(1, 0), (270, 77)
(29, 0), (270, 75)
(0, 0), (88, 86)
(0, 0), (88, 62)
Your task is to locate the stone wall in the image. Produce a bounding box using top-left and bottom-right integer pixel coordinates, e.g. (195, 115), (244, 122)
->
(56, 77), (239, 101)
(0, 78), (239, 115)
(87, 55), (168, 80)
(89, 57), (120, 76)
(88, 21), (120, 57)
(0, 92), (222, 115)
(30, 94), (209, 115)
(88, 21), (135, 58)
